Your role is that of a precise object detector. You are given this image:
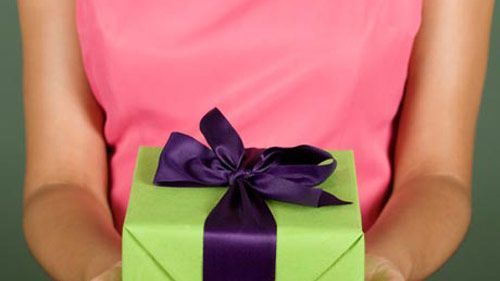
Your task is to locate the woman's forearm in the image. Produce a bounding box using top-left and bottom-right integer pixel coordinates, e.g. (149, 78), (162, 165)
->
(365, 174), (471, 280)
(24, 183), (121, 281)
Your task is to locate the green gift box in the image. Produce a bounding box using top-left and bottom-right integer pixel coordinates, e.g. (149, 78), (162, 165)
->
(123, 146), (364, 281)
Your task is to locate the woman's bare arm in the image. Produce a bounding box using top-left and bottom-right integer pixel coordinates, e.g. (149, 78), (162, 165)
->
(365, 0), (494, 280)
(18, 0), (121, 280)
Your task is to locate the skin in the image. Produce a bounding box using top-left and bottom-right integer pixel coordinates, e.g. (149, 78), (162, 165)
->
(17, 0), (494, 280)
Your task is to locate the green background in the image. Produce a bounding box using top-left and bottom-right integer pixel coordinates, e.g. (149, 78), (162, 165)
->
(1, 1), (498, 280)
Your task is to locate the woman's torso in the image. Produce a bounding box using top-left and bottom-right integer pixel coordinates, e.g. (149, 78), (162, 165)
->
(75, 0), (422, 232)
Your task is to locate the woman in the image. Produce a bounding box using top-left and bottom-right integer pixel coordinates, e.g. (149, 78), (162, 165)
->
(18, 0), (494, 280)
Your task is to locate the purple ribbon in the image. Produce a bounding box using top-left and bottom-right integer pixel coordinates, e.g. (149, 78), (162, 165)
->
(153, 108), (349, 281)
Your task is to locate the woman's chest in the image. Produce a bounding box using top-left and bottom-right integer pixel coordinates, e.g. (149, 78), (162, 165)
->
(76, 0), (421, 141)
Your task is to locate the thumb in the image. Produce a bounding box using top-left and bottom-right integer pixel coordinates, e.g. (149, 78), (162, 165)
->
(90, 261), (122, 281)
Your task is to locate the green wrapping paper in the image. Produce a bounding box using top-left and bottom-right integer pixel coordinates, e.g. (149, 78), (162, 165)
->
(123, 146), (364, 280)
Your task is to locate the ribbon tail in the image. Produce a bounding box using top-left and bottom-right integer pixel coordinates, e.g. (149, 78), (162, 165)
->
(318, 190), (352, 206)
(203, 180), (276, 281)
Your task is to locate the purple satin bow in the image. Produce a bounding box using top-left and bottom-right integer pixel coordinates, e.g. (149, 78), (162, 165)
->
(153, 108), (349, 281)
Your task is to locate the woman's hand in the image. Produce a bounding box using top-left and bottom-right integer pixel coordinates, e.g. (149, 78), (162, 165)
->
(91, 256), (405, 281)
(90, 261), (122, 281)
(365, 254), (405, 281)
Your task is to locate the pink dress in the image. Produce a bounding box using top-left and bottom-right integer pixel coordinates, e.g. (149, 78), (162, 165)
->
(75, 0), (422, 232)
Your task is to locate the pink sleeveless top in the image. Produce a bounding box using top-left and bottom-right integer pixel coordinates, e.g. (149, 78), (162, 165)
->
(76, 0), (422, 232)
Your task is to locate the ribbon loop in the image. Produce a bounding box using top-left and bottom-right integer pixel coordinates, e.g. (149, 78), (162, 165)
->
(153, 132), (228, 187)
(200, 108), (245, 171)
